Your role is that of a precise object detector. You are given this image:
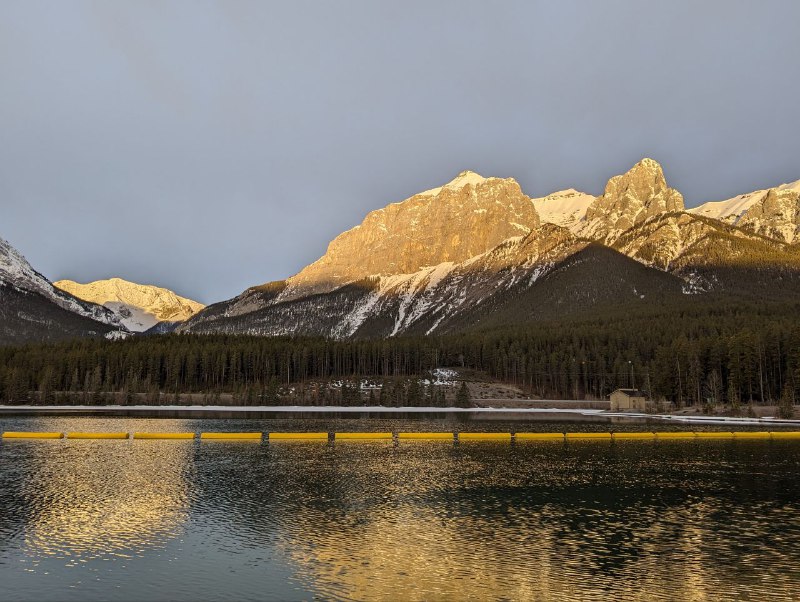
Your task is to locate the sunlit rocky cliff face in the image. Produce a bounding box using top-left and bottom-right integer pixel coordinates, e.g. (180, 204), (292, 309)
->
(283, 171), (540, 299)
(580, 158), (685, 243)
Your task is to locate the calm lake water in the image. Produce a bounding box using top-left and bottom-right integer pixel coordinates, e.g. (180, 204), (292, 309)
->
(2, 416), (800, 601)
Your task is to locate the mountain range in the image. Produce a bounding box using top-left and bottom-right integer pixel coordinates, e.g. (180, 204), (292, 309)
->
(2, 158), (798, 344)
(0, 239), (204, 343)
(177, 158), (800, 338)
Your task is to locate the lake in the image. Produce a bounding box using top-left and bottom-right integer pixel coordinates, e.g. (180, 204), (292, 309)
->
(2, 416), (800, 601)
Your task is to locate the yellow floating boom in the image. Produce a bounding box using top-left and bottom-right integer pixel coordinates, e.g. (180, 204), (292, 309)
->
(67, 432), (128, 439)
(200, 432), (262, 440)
(2, 432), (64, 439)
(566, 432), (613, 440)
(654, 432), (697, 439)
(398, 432), (455, 440)
(335, 432), (393, 440)
(133, 432), (195, 440)
(5, 430), (800, 443)
(458, 433), (512, 441)
(515, 432), (565, 440)
(613, 432), (656, 439)
(769, 431), (800, 439)
(269, 432), (328, 440)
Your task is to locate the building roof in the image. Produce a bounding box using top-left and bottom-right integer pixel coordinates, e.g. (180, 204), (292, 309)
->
(612, 388), (646, 398)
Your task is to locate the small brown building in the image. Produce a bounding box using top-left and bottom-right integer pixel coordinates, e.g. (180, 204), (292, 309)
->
(610, 388), (647, 411)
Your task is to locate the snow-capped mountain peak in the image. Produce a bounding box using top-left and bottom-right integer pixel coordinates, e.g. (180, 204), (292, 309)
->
(54, 277), (205, 332)
(419, 170), (488, 196)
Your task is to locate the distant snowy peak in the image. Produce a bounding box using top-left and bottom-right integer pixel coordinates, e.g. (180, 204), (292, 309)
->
(532, 189), (594, 232)
(54, 277), (205, 332)
(0, 236), (121, 327)
(689, 179), (800, 243)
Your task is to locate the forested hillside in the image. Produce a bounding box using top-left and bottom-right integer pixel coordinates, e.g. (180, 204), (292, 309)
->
(2, 301), (798, 408)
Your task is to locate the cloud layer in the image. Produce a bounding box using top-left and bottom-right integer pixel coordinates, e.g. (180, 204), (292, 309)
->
(2, 1), (798, 303)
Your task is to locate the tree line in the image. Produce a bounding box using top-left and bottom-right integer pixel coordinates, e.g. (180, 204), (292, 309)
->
(0, 301), (798, 408)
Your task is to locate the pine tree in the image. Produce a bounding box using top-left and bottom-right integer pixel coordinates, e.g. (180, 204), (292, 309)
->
(406, 379), (423, 406)
(778, 382), (795, 419)
(456, 381), (471, 408)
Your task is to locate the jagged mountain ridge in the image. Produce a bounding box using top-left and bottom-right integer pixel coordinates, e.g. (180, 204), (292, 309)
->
(54, 277), (205, 332)
(4, 158), (796, 345)
(0, 236), (123, 344)
(579, 158), (685, 244)
(180, 158), (800, 339)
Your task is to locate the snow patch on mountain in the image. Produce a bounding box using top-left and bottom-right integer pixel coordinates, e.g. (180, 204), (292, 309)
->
(103, 302), (161, 332)
(532, 189), (594, 232)
(688, 192), (764, 223)
(689, 179), (800, 243)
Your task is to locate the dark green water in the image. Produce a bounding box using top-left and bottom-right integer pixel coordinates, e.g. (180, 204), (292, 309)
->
(2, 417), (800, 601)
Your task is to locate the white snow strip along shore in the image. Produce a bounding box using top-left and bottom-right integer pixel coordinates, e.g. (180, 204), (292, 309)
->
(1, 405), (800, 426)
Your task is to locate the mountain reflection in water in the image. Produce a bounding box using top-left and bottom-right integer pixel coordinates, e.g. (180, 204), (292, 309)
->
(1, 417), (800, 601)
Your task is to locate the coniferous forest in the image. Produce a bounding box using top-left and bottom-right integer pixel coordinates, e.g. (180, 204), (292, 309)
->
(1, 300), (798, 408)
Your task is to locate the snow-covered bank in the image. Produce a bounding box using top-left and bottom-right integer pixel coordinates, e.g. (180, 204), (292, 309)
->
(604, 411), (800, 426)
(1, 404), (799, 426)
(0, 404), (608, 415)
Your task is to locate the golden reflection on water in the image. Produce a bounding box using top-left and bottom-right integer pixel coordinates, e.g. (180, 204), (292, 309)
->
(266, 441), (800, 601)
(17, 419), (192, 560)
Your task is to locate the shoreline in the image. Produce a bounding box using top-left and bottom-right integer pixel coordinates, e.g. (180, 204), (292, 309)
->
(1, 404), (799, 426)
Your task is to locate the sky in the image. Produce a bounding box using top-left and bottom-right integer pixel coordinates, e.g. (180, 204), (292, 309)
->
(2, 1), (799, 304)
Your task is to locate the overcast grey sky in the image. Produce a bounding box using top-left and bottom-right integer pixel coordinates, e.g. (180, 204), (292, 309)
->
(2, 1), (799, 303)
